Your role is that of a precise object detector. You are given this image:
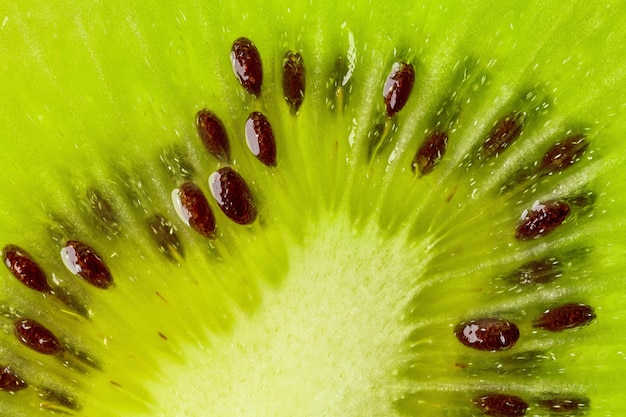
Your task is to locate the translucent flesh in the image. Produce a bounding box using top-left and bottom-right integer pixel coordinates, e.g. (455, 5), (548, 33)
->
(0, 1), (625, 416)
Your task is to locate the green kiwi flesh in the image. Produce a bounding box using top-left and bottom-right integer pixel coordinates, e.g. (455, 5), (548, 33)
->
(0, 1), (626, 416)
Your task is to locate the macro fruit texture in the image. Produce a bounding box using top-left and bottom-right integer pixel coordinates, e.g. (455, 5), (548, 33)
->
(0, 1), (625, 416)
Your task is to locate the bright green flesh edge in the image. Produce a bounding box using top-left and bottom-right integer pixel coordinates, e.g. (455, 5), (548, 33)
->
(0, 1), (625, 416)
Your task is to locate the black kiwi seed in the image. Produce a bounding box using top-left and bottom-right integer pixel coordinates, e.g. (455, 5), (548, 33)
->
(148, 214), (184, 260)
(538, 134), (589, 176)
(538, 396), (589, 413)
(196, 109), (230, 162)
(454, 318), (520, 351)
(175, 182), (217, 238)
(509, 258), (561, 285)
(14, 318), (63, 355)
(412, 129), (448, 174)
(245, 111), (277, 166)
(60, 240), (113, 289)
(282, 50), (306, 114)
(0, 366), (27, 392)
(478, 112), (525, 160)
(533, 303), (596, 332)
(383, 61), (415, 117)
(2, 245), (51, 293)
(472, 393), (529, 417)
(515, 200), (570, 241)
(230, 37), (263, 97)
(208, 167), (257, 225)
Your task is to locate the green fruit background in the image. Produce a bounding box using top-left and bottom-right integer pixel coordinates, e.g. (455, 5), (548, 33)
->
(0, 1), (625, 416)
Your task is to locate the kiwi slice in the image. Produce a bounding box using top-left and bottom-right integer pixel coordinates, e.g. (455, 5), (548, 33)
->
(0, 1), (625, 416)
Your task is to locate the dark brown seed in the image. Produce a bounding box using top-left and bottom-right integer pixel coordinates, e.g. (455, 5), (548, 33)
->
(473, 394), (529, 417)
(510, 258), (561, 285)
(282, 50), (306, 113)
(412, 130), (448, 174)
(0, 366), (27, 392)
(533, 303), (596, 332)
(2, 245), (51, 293)
(539, 397), (589, 413)
(383, 61), (415, 117)
(196, 110), (230, 161)
(60, 241), (113, 289)
(515, 200), (570, 240)
(230, 37), (263, 96)
(479, 112), (525, 159)
(454, 318), (520, 351)
(539, 134), (588, 175)
(86, 188), (118, 230)
(245, 111), (277, 166)
(14, 319), (62, 355)
(176, 182), (216, 238)
(148, 214), (184, 261)
(209, 167), (257, 225)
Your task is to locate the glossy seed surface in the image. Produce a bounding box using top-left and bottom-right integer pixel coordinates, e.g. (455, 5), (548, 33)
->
(196, 110), (230, 161)
(539, 134), (588, 175)
(3, 245), (51, 292)
(473, 393), (529, 417)
(533, 303), (596, 331)
(383, 61), (415, 117)
(412, 130), (448, 174)
(245, 111), (277, 166)
(60, 241), (113, 289)
(230, 37), (263, 96)
(175, 182), (216, 238)
(515, 200), (570, 240)
(0, 366), (27, 392)
(282, 51), (306, 113)
(14, 319), (62, 355)
(454, 318), (520, 351)
(148, 214), (184, 260)
(209, 167), (257, 225)
(479, 112), (524, 159)
(510, 258), (561, 285)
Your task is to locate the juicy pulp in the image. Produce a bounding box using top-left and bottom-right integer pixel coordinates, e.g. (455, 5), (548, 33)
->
(0, 1), (625, 416)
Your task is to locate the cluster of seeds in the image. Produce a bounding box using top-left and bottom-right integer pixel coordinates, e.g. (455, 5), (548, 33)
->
(0, 33), (599, 417)
(380, 54), (595, 416)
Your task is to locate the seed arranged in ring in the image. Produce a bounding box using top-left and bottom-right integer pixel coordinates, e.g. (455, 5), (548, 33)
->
(14, 319), (62, 355)
(245, 111), (277, 167)
(282, 50), (306, 114)
(479, 112), (525, 160)
(230, 37), (263, 97)
(196, 110), (231, 162)
(172, 182), (217, 238)
(533, 303), (596, 331)
(454, 318), (520, 351)
(60, 241), (113, 289)
(0, 366), (27, 392)
(412, 129), (448, 174)
(515, 200), (570, 240)
(509, 258), (561, 285)
(539, 134), (588, 175)
(472, 393), (529, 417)
(209, 167), (257, 225)
(3, 245), (51, 293)
(383, 61), (415, 117)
